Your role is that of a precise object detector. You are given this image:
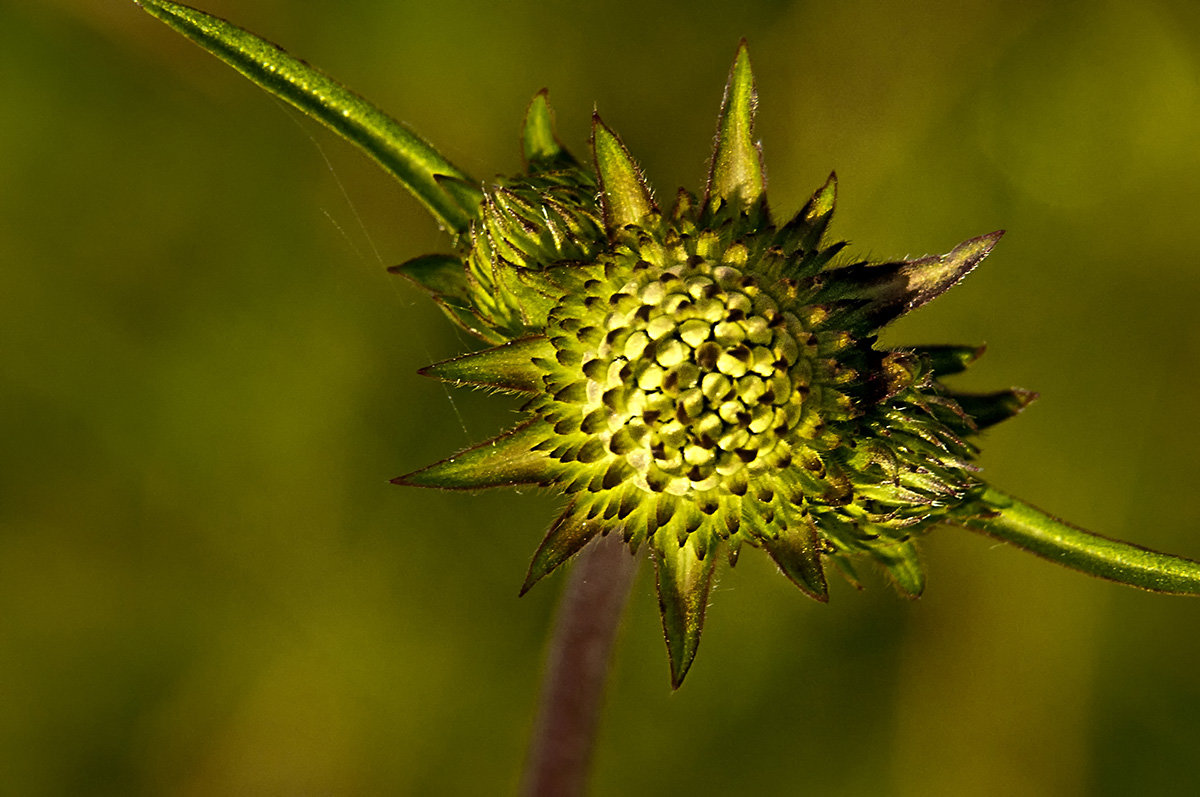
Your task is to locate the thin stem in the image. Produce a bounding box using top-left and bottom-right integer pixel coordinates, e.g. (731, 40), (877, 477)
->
(962, 485), (1200, 595)
(521, 533), (639, 797)
(136, 0), (481, 232)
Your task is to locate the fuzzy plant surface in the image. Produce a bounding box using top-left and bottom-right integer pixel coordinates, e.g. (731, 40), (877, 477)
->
(138, 0), (1200, 687)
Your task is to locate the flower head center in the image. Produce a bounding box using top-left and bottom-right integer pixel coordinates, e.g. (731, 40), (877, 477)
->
(581, 257), (810, 496)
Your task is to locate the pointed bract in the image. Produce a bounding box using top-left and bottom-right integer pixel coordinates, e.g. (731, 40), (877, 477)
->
(433, 299), (507, 345)
(833, 231), (1004, 330)
(915, 343), (986, 377)
(520, 502), (604, 595)
(419, 336), (556, 393)
(392, 420), (554, 489)
(759, 509), (829, 601)
(653, 531), (720, 688)
(870, 538), (925, 598)
(951, 388), (1038, 430)
(777, 173), (837, 254)
(895, 231), (1004, 317)
(522, 90), (578, 172)
(704, 41), (766, 218)
(135, 0), (480, 232)
(591, 115), (657, 234)
(389, 254), (471, 304)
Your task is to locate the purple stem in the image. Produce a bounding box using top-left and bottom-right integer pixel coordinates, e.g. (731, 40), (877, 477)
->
(520, 533), (640, 797)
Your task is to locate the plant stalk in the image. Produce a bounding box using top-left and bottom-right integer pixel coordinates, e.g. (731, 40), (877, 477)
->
(135, 0), (481, 232)
(521, 533), (639, 797)
(963, 485), (1200, 595)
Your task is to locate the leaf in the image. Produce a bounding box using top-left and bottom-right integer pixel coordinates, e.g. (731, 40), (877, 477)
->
(703, 40), (765, 218)
(419, 336), (555, 393)
(653, 529), (719, 688)
(963, 487), (1200, 596)
(392, 420), (555, 490)
(522, 90), (578, 172)
(591, 114), (657, 234)
(136, 0), (480, 233)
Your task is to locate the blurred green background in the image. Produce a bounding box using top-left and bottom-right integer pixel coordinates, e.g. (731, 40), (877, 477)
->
(3, 1), (1199, 794)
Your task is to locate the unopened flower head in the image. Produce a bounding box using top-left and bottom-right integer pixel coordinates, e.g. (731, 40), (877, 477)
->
(396, 46), (1030, 684)
(137, 0), (1200, 689)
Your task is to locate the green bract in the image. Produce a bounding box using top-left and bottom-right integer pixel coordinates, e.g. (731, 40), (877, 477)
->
(139, 0), (1200, 688)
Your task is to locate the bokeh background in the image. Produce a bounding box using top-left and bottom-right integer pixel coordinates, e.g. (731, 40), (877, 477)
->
(4, 1), (1199, 794)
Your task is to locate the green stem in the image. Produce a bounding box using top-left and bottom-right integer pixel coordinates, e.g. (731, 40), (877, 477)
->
(963, 486), (1200, 595)
(135, 0), (481, 233)
(521, 534), (639, 797)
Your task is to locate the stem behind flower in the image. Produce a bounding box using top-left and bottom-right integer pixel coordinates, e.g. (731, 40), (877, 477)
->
(522, 533), (639, 797)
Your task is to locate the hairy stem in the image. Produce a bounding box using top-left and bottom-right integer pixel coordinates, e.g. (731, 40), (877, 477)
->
(521, 533), (639, 797)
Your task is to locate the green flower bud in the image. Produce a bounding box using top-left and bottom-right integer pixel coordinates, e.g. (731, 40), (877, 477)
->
(395, 42), (1200, 686)
(137, 2), (1200, 689)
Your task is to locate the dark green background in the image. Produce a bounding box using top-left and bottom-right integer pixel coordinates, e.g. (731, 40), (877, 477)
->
(3, 1), (1199, 794)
